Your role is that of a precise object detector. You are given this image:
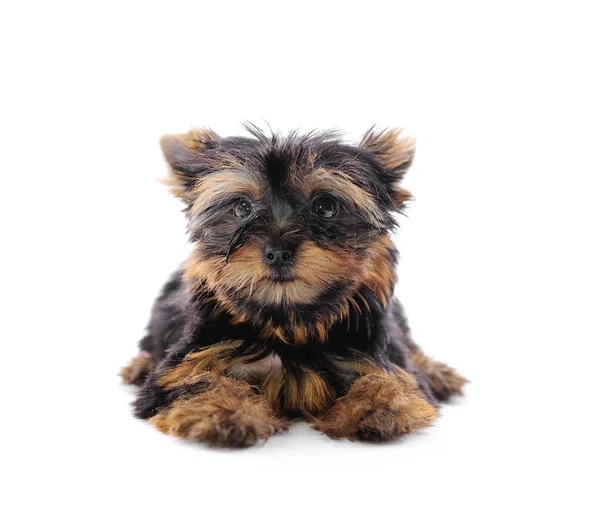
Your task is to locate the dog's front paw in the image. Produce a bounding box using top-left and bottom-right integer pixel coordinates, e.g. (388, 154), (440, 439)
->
(313, 373), (437, 442)
(148, 379), (289, 448)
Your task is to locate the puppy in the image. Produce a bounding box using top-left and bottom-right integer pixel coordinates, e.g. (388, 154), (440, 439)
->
(121, 125), (467, 447)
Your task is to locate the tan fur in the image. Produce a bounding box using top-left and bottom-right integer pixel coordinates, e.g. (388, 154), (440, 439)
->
(261, 366), (335, 417)
(120, 352), (153, 385)
(189, 169), (263, 217)
(312, 369), (437, 441)
(184, 242), (269, 300)
(360, 128), (416, 175)
(183, 234), (397, 345)
(149, 373), (288, 448)
(410, 350), (468, 401)
(328, 356), (384, 378)
(390, 183), (414, 205)
(160, 128), (219, 201)
(205, 150), (244, 172)
(156, 339), (335, 417)
(187, 241), (357, 308)
(360, 128), (415, 204)
(361, 235), (397, 307)
(156, 340), (248, 389)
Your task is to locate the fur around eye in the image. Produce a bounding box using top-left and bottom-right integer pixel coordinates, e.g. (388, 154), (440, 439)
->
(233, 198), (252, 219)
(311, 196), (338, 218)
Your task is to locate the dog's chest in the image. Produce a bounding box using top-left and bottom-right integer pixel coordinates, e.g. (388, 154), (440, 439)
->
(228, 353), (334, 416)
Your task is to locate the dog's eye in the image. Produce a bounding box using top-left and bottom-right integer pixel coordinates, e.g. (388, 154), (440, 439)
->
(311, 196), (338, 218)
(233, 199), (252, 219)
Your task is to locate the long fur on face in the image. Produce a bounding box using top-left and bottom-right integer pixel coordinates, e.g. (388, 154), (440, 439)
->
(161, 124), (412, 344)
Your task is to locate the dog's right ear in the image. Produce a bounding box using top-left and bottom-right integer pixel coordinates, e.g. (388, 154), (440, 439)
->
(160, 128), (219, 201)
(359, 127), (416, 207)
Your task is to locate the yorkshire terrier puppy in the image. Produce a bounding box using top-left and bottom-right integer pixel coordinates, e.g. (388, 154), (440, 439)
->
(121, 124), (467, 447)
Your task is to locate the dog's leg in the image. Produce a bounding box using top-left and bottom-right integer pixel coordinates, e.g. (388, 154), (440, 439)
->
(312, 369), (437, 442)
(392, 299), (468, 401)
(120, 350), (154, 385)
(120, 271), (187, 385)
(148, 373), (288, 448)
(133, 342), (289, 448)
(407, 342), (469, 402)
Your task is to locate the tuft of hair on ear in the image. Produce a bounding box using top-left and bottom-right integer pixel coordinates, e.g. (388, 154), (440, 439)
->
(360, 127), (416, 206)
(160, 128), (219, 201)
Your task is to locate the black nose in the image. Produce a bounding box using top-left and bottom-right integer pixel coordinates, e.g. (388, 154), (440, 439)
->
(264, 245), (294, 267)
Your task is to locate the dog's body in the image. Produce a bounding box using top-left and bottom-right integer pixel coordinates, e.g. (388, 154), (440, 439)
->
(122, 125), (467, 447)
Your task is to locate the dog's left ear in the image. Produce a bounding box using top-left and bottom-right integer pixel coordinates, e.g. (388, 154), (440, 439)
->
(360, 128), (416, 205)
(160, 128), (219, 201)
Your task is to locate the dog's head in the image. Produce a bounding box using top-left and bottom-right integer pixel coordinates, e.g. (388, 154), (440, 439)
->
(161, 125), (415, 344)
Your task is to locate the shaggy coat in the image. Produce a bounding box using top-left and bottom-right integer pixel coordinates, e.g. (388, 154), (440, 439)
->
(121, 125), (467, 447)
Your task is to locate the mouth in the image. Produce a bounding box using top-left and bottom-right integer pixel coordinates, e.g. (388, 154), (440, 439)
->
(267, 269), (296, 283)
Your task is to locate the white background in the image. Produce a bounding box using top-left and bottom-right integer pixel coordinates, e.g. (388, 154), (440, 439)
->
(2, 1), (599, 522)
